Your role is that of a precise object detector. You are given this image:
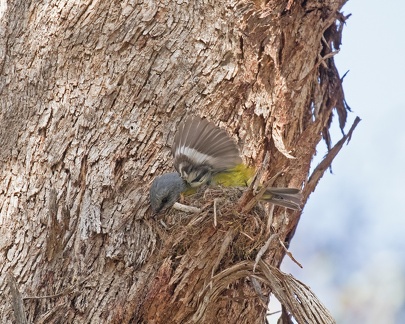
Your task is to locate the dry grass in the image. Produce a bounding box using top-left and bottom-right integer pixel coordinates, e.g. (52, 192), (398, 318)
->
(148, 186), (334, 323)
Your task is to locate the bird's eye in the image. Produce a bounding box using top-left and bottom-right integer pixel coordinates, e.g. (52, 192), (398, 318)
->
(161, 196), (169, 204)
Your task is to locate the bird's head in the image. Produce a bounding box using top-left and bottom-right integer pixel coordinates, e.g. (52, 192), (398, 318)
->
(149, 172), (187, 213)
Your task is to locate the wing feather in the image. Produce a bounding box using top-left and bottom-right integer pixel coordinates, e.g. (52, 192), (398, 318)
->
(172, 116), (242, 175)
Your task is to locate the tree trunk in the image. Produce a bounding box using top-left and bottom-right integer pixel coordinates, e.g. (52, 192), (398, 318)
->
(0, 0), (354, 323)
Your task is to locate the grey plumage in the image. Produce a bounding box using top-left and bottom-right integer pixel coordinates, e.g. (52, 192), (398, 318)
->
(172, 116), (242, 187)
(149, 173), (187, 212)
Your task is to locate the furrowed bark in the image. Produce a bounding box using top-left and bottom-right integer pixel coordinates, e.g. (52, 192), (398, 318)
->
(0, 1), (352, 322)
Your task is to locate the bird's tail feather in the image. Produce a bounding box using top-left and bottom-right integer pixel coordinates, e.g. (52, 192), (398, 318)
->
(261, 187), (303, 210)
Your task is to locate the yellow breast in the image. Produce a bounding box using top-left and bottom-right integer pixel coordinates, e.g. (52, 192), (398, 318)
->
(212, 164), (255, 187)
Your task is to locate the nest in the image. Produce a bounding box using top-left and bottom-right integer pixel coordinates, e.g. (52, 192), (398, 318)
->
(161, 186), (271, 260)
(150, 186), (334, 323)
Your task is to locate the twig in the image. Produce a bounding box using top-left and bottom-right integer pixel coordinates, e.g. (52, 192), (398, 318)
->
(240, 231), (254, 241)
(213, 198), (219, 227)
(22, 286), (75, 300)
(254, 234), (278, 272)
(279, 239), (303, 268)
(173, 202), (201, 213)
(23, 275), (91, 300)
(267, 310), (282, 316)
(250, 276), (268, 307)
(242, 170), (284, 213)
(265, 204), (275, 236)
(306, 117), (361, 196)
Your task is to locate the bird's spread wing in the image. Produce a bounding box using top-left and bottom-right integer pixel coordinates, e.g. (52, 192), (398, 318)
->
(172, 116), (242, 185)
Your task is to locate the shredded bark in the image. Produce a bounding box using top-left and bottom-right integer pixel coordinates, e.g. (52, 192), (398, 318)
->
(145, 186), (331, 322)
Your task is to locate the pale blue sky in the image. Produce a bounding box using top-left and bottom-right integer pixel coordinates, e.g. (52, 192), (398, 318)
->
(278, 1), (405, 323)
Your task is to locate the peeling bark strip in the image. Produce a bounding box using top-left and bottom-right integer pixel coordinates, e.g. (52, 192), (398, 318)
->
(306, 116), (361, 196)
(7, 274), (28, 324)
(0, 0), (351, 323)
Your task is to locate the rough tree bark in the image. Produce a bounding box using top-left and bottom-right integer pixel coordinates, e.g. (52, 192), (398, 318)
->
(0, 0), (356, 323)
